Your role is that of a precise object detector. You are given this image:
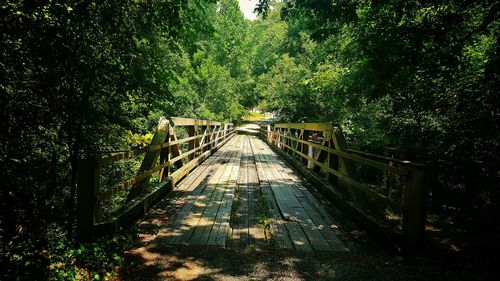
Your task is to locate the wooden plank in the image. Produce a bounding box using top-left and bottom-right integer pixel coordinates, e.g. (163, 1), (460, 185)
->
(274, 123), (336, 132)
(171, 117), (222, 126)
(348, 148), (425, 168)
(275, 161), (347, 250)
(259, 139), (336, 251)
(77, 159), (99, 240)
(330, 127), (372, 209)
(155, 139), (239, 224)
(250, 137), (294, 249)
(170, 142), (239, 245)
(229, 182), (249, 247)
(189, 139), (241, 245)
(403, 169), (428, 256)
(269, 166), (332, 251)
(247, 138), (267, 247)
(229, 137), (250, 247)
(169, 128), (187, 167)
(188, 125), (198, 160)
(126, 118), (170, 201)
(262, 151), (303, 219)
(254, 138), (300, 249)
(156, 138), (237, 244)
(259, 182), (294, 249)
(284, 222), (313, 251)
(281, 170), (346, 251)
(207, 141), (243, 246)
(153, 143), (232, 244)
(189, 153), (235, 245)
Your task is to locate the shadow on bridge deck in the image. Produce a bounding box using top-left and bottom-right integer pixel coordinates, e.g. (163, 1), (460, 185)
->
(141, 134), (348, 252)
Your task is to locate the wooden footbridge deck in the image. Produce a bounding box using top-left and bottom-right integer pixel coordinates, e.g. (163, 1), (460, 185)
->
(153, 134), (347, 251)
(77, 117), (428, 255)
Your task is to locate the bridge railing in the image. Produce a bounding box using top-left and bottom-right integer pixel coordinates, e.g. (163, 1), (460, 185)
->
(260, 123), (427, 255)
(77, 117), (234, 240)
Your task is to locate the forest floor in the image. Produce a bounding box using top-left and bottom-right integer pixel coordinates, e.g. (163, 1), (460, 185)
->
(115, 125), (497, 281)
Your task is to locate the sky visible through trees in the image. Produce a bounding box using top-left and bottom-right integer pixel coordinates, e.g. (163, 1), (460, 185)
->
(238, 0), (260, 20)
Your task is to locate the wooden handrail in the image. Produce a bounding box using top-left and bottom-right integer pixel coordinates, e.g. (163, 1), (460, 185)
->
(97, 130), (234, 201)
(99, 128), (233, 165)
(259, 123), (428, 256)
(77, 117), (234, 240)
(274, 122), (338, 131)
(267, 131), (410, 175)
(276, 138), (403, 210)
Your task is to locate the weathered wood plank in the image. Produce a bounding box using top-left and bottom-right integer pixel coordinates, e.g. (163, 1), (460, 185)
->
(156, 138), (237, 244)
(229, 137), (250, 247)
(192, 141), (239, 245)
(207, 142), (243, 246)
(126, 119), (170, 201)
(250, 137), (294, 249)
(172, 142), (239, 245)
(274, 123), (335, 132)
(258, 138), (341, 251)
(146, 141), (230, 233)
(153, 140), (234, 245)
(284, 222), (313, 251)
(269, 164), (332, 251)
(247, 138), (267, 247)
(274, 160), (347, 251)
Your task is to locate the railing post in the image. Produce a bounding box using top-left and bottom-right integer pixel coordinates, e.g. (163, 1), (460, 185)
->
(278, 128), (283, 148)
(77, 158), (99, 241)
(300, 129), (310, 165)
(266, 125), (273, 144)
(403, 169), (428, 256)
(206, 125), (212, 151)
(286, 128), (292, 154)
(127, 117), (170, 201)
(327, 138), (339, 186)
(188, 125), (197, 160)
(331, 126), (371, 208)
(214, 125), (218, 148)
(224, 124), (228, 142)
(159, 122), (171, 182)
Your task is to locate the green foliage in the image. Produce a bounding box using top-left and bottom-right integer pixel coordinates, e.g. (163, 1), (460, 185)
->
(1, 225), (135, 280)
(253, 0), (500, 226)
(124, 131), (154, 148)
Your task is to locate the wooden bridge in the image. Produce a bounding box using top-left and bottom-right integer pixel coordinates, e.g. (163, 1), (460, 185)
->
(77, 117), (427, 255)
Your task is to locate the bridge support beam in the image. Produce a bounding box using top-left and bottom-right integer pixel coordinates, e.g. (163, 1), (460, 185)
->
(126, 118), (170, 201)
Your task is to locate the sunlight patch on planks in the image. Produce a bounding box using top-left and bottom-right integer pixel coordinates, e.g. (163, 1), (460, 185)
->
(152, 134), (348, 252)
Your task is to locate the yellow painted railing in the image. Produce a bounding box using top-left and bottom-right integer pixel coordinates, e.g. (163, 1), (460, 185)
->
(260, 123), (427, 255)
(77, 117), (234, 239)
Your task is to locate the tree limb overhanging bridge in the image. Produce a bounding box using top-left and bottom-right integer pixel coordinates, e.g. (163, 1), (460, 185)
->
(77, 117), (427, 255)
